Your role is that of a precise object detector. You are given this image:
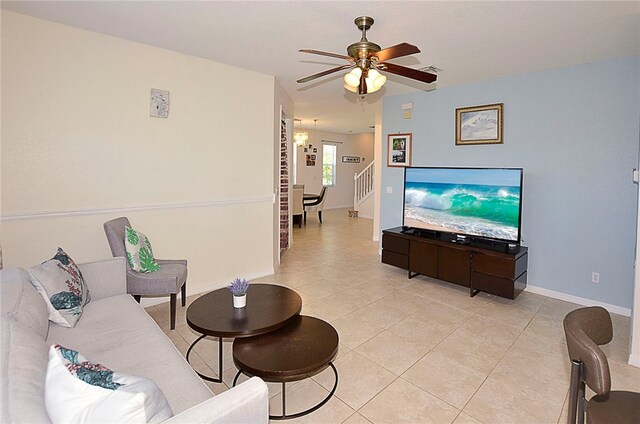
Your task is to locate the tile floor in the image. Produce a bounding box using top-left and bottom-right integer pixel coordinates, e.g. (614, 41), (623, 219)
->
(146, 208), (640, 424)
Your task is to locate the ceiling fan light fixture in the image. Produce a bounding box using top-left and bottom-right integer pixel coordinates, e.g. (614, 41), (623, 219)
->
(343, 83), (358, 93)
(344, 67), (362, 87)
(368, 69), (387, 90)
(343, 68), (386, 94)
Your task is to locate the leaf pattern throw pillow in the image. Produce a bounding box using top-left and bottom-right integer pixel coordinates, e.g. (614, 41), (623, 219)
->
(46, 344), (173, 423)
(124, 226), (161, 273)
(28, 247), (91, 328)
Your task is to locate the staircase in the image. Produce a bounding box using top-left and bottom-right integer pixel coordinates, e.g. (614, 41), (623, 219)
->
(353, 161), (374, 217)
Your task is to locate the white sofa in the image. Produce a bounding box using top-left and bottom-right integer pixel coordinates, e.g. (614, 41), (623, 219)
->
(0, 257), (269, 423)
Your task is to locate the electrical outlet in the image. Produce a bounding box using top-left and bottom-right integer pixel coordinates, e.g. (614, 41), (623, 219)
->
(592, 272), (600, 284)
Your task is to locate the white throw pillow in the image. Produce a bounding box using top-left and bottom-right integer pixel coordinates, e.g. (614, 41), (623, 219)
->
(28, 248), (91, 328)
(45, 344), (172, 424)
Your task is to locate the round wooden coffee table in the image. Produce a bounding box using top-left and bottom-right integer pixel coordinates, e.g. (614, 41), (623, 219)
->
(186, 284), (302, 383)
(232, 315), (339, 420)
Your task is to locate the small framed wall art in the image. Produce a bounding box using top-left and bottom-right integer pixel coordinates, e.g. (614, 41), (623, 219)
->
(455, 103), (503, 145)
(306, 154), (316, 167)
(342, 156), (361, 163)
(387, 133), (412, 167)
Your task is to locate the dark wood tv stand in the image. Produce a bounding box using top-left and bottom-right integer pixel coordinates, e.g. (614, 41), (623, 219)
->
(381, 227), (528, 299)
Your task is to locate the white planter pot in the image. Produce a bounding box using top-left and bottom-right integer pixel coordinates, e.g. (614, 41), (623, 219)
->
(233, 294), (247, 308)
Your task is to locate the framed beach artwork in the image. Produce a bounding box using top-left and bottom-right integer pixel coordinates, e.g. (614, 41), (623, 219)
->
(387, 133), (412, 167)
(455, 103), (503, 145)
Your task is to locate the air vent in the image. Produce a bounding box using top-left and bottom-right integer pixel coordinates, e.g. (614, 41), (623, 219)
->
(419, 65), (442, 73)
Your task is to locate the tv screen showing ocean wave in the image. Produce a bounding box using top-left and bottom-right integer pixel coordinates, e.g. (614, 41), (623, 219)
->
(403, 168), (522, 242)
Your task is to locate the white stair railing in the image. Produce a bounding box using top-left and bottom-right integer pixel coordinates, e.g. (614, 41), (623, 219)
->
(353, 161), (375, 210)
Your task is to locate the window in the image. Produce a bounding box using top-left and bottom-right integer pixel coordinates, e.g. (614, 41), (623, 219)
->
(322, 144), (337, 186)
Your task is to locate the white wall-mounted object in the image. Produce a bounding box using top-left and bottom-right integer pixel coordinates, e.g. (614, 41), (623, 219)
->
(150, 88), (170, 118)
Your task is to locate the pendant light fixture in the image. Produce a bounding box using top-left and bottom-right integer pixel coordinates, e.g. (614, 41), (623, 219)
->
(293, 119), (308, 147)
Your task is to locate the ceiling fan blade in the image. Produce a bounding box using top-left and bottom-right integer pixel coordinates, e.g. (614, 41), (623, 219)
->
(370, 43), (420, 62)
(358, 68), (368, 95)
(297, 64), (354, 84)
(299, 49), (354, 62)
(378, 62), (437, 83)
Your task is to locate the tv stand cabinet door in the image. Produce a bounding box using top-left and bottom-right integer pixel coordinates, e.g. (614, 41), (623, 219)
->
(438, 246), (471, 287)
(409, 240), (438, 278)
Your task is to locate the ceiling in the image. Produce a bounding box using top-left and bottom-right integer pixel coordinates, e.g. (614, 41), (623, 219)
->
(2, 1), (639, 134)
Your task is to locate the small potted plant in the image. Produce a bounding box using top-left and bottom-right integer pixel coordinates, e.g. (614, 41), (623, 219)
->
(228, 278), (249, 308)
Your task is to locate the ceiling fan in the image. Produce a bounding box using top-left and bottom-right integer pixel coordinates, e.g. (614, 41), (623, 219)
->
(297, 16), (437, 96)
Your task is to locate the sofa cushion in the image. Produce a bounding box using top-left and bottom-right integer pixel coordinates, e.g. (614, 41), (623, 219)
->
(45, 344), (172, 423)
(28, 248), (91, 328)
(0, 318), (52, 423)
(125, 226), (161, 273)
(1, 267), (49, 340)
(47, 294), (212, 414)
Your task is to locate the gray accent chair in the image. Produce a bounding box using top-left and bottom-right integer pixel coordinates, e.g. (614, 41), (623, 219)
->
(563, 306), (640, 424)
(104, 217), (187, 330)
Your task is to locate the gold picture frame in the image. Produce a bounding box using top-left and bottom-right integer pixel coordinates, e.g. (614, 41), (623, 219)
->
(456, 103), (503, 145)
(387, 133), (412, 167)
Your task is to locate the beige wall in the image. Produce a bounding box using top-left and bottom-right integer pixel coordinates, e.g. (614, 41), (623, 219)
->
(295, 130), (374, 210)
(1, 12), (277, 298)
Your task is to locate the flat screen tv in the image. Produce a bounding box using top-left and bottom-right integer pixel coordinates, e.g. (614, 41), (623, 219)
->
(403, 167), (523, 243)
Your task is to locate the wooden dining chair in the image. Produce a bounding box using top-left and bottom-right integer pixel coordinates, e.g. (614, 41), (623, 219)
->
(304, 186), (328, 225)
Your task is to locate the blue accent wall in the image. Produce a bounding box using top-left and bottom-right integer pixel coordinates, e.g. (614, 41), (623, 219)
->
(381, 56), (640, 309)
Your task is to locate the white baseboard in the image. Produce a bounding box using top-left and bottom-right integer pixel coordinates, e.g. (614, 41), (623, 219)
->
(140, 267), (275, 307)
(325, 204), (354, 210)
(628, 352), (640, 368)
(525, 284), (631, 317)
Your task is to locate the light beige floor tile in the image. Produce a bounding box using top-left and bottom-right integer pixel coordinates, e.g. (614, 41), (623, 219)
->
(374, 291), (432, 314)
(536, 298), (580, 320)
(454, 315), (522, 350)
(507, 332), (568, 372)
(430, 330), (510, 375)
(313, 351), (396, 411)
(391, 316), (457, 350)
(452, 412), (483, 424)
(348, 300), (413, 329)
(412, 300), (474, 330)
(296, 280), (344, 302)
(464, 377), (564, 424)
(522, 312), (567, 345)
(608, 359), (640, 392)
(330, 314), (384, 350)
(302, 297), (355, 322)
(490, 349), (569, 400)
(557, 407), (569, 424)
(359, 378), (459, 424)
(355, 330), (433, 375)
(268, 378), (354, 423)
(402, 350), (487, 409)
(341, 412), (372, 424)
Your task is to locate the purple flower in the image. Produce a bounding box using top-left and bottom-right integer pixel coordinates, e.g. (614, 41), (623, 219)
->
(228, 278), (249, 296)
